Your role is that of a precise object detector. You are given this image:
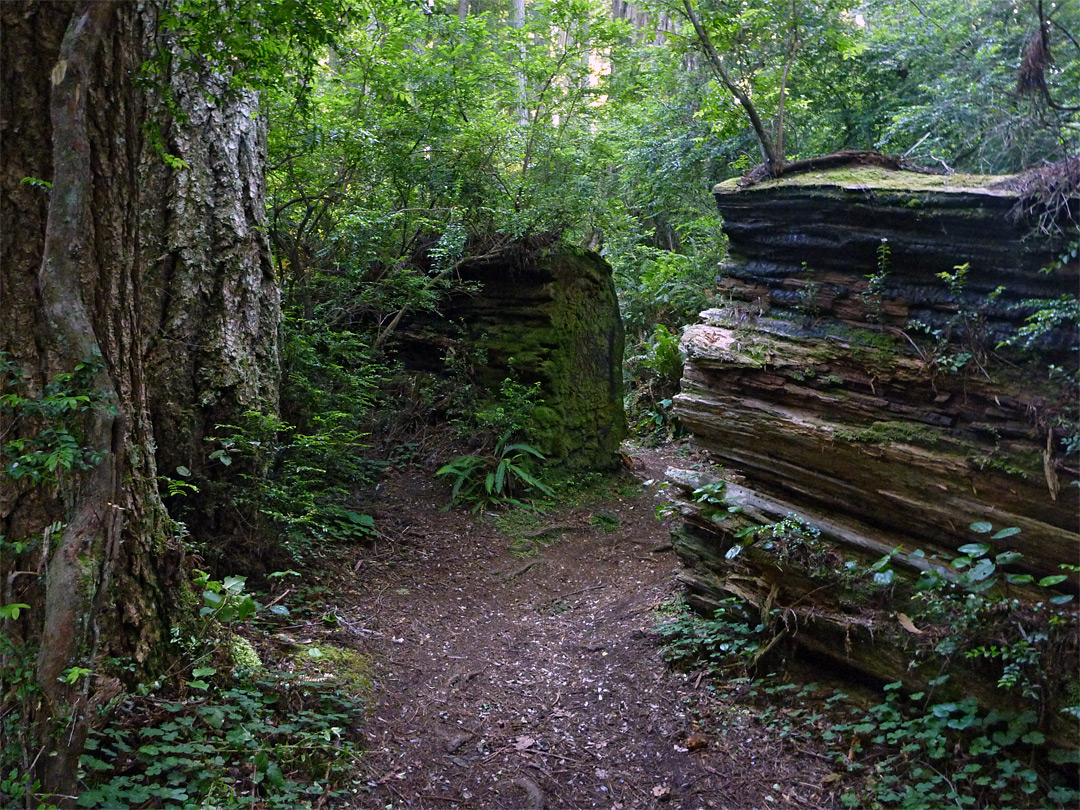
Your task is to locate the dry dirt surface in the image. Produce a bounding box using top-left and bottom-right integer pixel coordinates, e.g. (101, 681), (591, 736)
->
(324, 445), (836, 809)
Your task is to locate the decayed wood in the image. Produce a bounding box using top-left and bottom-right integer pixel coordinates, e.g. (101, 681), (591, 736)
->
(667, 169), (1079, 750)
(666, 467), (1077, 748)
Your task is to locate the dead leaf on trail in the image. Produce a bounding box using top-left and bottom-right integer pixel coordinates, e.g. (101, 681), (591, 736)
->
(897, 613), (924, 634)
(514, 735), (536, 750)
(685, 733), (709, 751)
(652, 783), (671, 800)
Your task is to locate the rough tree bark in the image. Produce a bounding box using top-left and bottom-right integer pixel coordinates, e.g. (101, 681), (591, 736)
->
(1, 0), (282, 803)
(1, 3), (182, 803)
(141, 55), (280, 564)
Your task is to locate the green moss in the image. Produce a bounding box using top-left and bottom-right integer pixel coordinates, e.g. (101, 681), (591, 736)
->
(229, 636), (263, 672)
(507, 537), (541, 557)
(298, 644), (373, 693)
(714, 167), (1014, 194)
(835, 420), (943, 447)
(458, 247), (626, 471)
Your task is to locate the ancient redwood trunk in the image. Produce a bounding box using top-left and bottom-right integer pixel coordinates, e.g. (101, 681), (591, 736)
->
(141, 59), (280, 561)
(0, 2), (183, 801)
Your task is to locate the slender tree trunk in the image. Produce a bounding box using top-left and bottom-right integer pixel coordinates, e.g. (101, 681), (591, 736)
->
(512, 0), (529, 126)
(681, 0), (784, 174)
(1, 3), (183, 803)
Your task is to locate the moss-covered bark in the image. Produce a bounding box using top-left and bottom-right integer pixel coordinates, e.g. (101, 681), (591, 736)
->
(399, 242), (627, 470)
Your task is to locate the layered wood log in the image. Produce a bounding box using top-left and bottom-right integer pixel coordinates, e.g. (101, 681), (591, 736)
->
(669, 166), (1078, 744)
(396, 242), (627, 470)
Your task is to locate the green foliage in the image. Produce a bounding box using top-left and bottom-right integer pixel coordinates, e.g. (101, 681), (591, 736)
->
(657, 598), (765, 673)
(625, 325), (687, 441)
(156, 0), (347, 95)
(75, 674), (363, 810)
(0, 620), (44, 808)
(863, 238), (891, 322)
(1005, 294), (1080, 352)
(1, 353), (109, 484)
(640, 325), (685, 389)
(658, 514), (1079, 809)
(194, 570), (260, 626)
(204, 409), (376, 561)
(437, 378), (555, 510)
(830, 685), (1077, 809)
(51, 566), (366, 809)
(860, 0), (1079, 173)
(267, 0), (633, 347)
(437, 432), (554, 511)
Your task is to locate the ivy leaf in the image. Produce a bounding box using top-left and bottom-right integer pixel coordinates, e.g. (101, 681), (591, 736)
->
(957, 543), (991, 557)
(966, 559), (996, 583)
(991, 527), (1021, 540)
(1039, 575), (1068, 587)
(266, 761), (286, 788)
(201, 707), (225, 729)
(969, 521), (993, 534)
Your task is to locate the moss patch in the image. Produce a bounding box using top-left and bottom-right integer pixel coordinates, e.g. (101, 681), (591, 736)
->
(296, 644), (374, 693)
(714, 167), (1015, 194)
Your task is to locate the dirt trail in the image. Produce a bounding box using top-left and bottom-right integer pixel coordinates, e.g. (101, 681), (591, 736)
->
(329, 447), (834, 809)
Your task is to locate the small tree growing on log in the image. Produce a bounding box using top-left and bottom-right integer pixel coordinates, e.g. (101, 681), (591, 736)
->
(676, 0), (806, 177)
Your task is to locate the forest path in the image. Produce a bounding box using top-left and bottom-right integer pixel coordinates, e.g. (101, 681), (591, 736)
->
(333, 445), (834, 809)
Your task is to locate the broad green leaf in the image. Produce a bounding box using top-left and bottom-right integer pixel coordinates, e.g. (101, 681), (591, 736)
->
(1039, 575), (1068, 587)
(966, 559), (996, 582)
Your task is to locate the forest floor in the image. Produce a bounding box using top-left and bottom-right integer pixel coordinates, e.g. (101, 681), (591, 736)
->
(301, 442), (839, 810)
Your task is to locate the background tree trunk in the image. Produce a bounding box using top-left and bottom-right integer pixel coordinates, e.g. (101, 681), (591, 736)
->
(141, 58), (281, 569)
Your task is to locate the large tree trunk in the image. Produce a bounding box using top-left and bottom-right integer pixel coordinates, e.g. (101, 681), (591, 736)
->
(2, 0), (282, 802)
(141, 57), (281, 567)
(1, 3), (183, 803)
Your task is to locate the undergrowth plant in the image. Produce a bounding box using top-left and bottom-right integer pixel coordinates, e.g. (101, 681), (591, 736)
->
(656, 517), (1080, 809)
(1, 352), (108, 484)
(437, 378), (554, 510)
(624, 324), (685, 443)
(72, 569), (368, 810)
(205, 410), (376, 562)
(76, 677), (363, 810)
